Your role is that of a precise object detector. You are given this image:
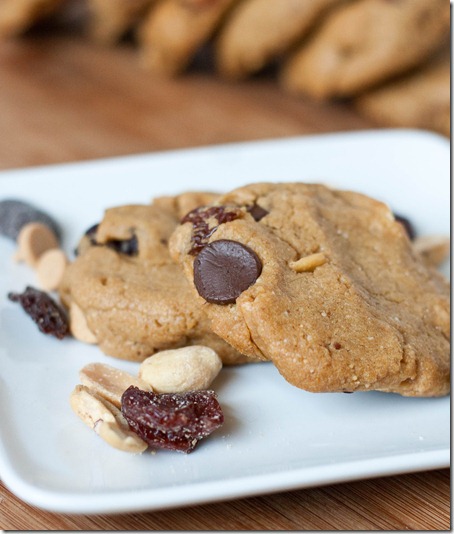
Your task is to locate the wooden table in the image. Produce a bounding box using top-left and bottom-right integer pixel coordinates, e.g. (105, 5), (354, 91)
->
(0, 31), (450, 531)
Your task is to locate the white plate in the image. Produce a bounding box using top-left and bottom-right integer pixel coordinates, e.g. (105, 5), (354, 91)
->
(0, 130), (450, 514)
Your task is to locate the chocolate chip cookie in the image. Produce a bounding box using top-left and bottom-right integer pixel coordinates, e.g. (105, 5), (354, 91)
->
(139, 0), (237, 76)
(60, 192), (253, 365)
(280, 0), (450, 99)
(216, 0), (344, 80)
(170, 183), (450, 396)
(355, 48), (450, 137)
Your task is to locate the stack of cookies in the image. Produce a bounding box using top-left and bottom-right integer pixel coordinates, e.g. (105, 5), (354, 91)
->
(0, 0), (449, 136)
(60, 183), (450, 398)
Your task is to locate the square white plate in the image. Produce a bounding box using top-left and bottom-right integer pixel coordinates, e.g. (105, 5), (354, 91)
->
(0, 130), (450, 514)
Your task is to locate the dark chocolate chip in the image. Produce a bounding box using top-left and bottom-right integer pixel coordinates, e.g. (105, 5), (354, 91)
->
(8, 286), (69, 339)
(193, 239), (262, 304)
(84, 223), (99, 245)
(0, 199), (61, 241)
(106, 234), (139, 256)
(394, 213), (416, 240)
(247, 204), (268, 222)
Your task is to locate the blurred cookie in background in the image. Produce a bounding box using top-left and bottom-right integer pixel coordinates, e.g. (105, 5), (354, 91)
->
(0, 0), (63, 38)
(356, 49), (450, 137)
(87, 0), (155, 45)
(280, 0), (450, 99)
(215, 0), (345, 80)
(138, 0), (238, 76)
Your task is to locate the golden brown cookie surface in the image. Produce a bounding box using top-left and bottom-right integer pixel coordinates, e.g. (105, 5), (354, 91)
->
(170, 183), (450, 396)
(60, 192), (253, 365)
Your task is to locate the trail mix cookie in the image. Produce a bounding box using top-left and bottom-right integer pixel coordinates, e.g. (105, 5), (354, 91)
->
(170, 183), (450, 397)
(138, 0), (237, 76)
(216, 0), (344, 79)
(60, 192), (253, 365)
(87, 0), (155, 44)
(355, 49), (450, 137)
(0, 0), (62, 38)
(280, 0), (450, 99)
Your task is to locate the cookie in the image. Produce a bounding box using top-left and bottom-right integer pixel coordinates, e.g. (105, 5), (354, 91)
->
(216, 0), (344, 79)
(280, 0), (450, 99)
(0, 0), (62, 38)
(169, 183), (450, 397)
(355, 49), (450, 137)
(138, 0), (237, 76)
(87, 0), (155, 44)
(60, 192), (254, 365)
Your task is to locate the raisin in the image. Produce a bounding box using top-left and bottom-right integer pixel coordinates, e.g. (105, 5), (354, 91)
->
(8, 286), (69, 339)
(106, 234), (139, 256)
(121, 386), (224, 453)
(181, 206), (240, 255)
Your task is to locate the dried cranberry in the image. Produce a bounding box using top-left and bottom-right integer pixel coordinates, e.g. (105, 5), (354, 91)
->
(8, 286), (69, 339)
(181, 205), (240, 255)
(121, 386), (224, 453)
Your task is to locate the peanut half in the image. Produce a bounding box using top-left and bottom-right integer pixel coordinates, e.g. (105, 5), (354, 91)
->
(139, 345), (222, 393)
(69, 302), (97, 344)
(289, 252), (327, 273)
(14, 222), (59, 267)
(36, 248), (68, 291)
(70, 385), (148, 453)
(80, 362), (152, 408)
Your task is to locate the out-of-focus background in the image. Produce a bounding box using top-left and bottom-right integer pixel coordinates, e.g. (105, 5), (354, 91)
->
(0, 0), (450, 531)
(0, 0), (449, 170)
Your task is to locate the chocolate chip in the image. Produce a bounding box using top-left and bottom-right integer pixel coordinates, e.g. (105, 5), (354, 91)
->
(193, 239), (262, 304)
(394, 213), (416, 240)
(0, 199), (61, 241)
(247, 204), (268, 222)
(106, 234), (139, 256)
(84, 223), (99, 245)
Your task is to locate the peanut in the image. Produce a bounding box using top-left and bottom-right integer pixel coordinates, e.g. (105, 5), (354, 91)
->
(289, 252), (327, 273)
(80, 362), (152, 408)
(70, 385), (148, 453)
(69, 302), (97, 344)
(139, 345), (222, 393)
(14, 222), (59, 267)
(36, 248), (68, 290)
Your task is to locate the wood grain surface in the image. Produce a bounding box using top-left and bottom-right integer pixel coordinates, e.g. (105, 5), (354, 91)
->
(0, 30), (450, 531)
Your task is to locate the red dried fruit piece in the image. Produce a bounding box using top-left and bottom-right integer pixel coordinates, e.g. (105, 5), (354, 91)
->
(8, 286), (69, 339)
(121, 386), (224, 453)
(181, 205), (241, 255)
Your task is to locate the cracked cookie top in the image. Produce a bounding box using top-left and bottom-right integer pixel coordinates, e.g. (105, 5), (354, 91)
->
(169, 182), (450, 396)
